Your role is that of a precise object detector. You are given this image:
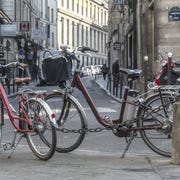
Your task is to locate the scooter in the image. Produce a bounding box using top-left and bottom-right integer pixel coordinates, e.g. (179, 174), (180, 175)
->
(153, 52), (180, 86)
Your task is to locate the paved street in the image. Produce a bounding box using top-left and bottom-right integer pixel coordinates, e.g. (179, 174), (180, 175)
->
(0, 76), (180, 180)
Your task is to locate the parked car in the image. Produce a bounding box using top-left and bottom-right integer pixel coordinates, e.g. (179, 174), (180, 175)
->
(80, 66), (92, 76)
(80, 65), (103, 77)
(93, 65), (103, 74)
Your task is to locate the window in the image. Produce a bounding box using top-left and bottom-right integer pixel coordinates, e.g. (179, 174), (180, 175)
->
(72, 21), (75, 47)
(86, 27), (88, 45)
(86, 1), (88, 17)
(61, 17), (64, 44)
(81, 0), (84, 15)
(51, 8), (54, 23)
(90, 28), (92, 48)
(94, 5), (96, 20)
(67, 19), (70, 44)
(90, 3), (92, 18)
(97, 31), (100, 51)
(77, 23), (80, 46)
(52, 32), (54, 48)
(67, 0), (69, 9)
(47, 6), (50, 21)
(104, 11), (107, 24)
(77, 0), (79, 13)
(101, 9), (103, 24)
(104, 34), (107, 53)
(94, 29), (96, 49)
(40, 0), (43, 17)
(101, 32), (103, 53)
(81, 25), (84, 45)
(72, 0), (74, 11)
(97, 7), (100, 24)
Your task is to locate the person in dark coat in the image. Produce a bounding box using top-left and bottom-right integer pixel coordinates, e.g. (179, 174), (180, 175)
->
(101, 64), (108, 80)
(112, 60), (119, 77)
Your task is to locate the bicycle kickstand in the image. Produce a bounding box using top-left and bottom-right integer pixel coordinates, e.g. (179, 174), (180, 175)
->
(3, 130), (25, 159)
(120, 132), (137, 158)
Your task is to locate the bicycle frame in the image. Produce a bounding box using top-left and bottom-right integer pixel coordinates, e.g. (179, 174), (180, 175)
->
(70, 71), (167, 133)
(0, 82), (33, 133)
(71, 72), (136, 125)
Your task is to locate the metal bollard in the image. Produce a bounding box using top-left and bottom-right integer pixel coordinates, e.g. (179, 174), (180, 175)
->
(171, 102), (180, 165)
(167, 52), (172, 85)
(144, 56), (149, 95)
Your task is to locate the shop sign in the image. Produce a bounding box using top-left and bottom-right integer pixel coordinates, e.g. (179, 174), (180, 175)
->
(0, 24), (17, 37)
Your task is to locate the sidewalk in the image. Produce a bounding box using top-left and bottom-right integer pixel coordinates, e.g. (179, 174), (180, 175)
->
(0, 146), (179, 180)
(95, 75), (180, 177)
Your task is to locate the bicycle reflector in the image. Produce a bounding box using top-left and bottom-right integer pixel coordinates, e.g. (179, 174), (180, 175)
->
(37, 92), (47, 98)
(51, 113), (56, 119)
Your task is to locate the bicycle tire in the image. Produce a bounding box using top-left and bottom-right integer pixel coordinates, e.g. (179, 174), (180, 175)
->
(45, 91), (87, 153)
(25, 98), (57, 160)
(137, 93), (179, 157)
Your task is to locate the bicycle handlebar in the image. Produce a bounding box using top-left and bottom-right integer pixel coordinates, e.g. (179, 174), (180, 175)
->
(0, 62), (28, 69)
(42, 50), (54, 59)
(42, 46), (98, 71)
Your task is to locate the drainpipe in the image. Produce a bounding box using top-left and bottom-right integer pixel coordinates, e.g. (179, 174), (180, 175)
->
(137, 0), (141, 68)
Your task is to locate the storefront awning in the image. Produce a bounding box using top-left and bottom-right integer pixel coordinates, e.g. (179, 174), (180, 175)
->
(0, 9), (12, 24)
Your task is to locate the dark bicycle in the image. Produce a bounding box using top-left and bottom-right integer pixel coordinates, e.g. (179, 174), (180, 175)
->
(44, 46), (179, 157)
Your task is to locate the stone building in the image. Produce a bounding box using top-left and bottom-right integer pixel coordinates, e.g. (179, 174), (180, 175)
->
(108, 0), (180, 81)
(0, 0), (57, 57)
(57, 0), (108, 66)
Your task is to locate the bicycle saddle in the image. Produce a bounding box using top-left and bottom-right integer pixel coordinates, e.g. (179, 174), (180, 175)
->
(13, 77), (31, 85)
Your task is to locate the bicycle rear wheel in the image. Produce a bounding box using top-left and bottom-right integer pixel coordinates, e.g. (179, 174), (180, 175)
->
(25, 98), (57, 160)
(137, 93), (178, 157)
(45, 91), (87, 153)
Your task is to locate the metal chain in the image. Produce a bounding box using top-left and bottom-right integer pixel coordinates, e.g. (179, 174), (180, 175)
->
(57, 97), (177, 134)
(58, 125), (113, 134)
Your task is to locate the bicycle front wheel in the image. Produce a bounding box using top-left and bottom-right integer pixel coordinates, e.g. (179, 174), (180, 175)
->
(25, 98), (57, 160)
(137, 93), (178, 157)
(45, 91), (87, 153)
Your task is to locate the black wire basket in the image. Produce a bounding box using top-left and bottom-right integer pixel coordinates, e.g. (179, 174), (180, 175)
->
(42, 56), (72, 85)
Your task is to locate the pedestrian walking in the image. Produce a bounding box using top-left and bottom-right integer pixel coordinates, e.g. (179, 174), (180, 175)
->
(112, 60), (119, 77)
(112, 59), (119, 87)
(101, 64), (108, 80)
(32, 63), (39, 82)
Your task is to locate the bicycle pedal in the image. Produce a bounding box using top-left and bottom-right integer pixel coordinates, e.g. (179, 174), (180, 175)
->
(3, 143), (13, 151)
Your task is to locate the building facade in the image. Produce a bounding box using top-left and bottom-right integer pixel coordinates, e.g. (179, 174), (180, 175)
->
(0, 0), (57, 58)
(108, 0), (180, 81)
(57, 0), (109, 66)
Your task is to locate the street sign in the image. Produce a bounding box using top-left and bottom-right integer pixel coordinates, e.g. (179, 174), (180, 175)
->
(113, 42), (121, 50)
(31, 26), (47, 40)
(169, 6), (180, 21)
(18, 49), (25, 59)
(114, 0), (125, 5)
(20, 21), (29, 31)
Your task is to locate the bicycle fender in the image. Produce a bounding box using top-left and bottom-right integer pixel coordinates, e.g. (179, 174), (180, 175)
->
(30, 97), (59, 129)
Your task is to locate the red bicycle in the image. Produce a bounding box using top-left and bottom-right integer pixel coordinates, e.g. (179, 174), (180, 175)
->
(44, 46), (179, 157)
(0, 62), (57, 160)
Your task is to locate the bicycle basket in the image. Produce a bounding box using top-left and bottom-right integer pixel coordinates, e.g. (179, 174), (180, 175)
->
(42, 56), (72, 85)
